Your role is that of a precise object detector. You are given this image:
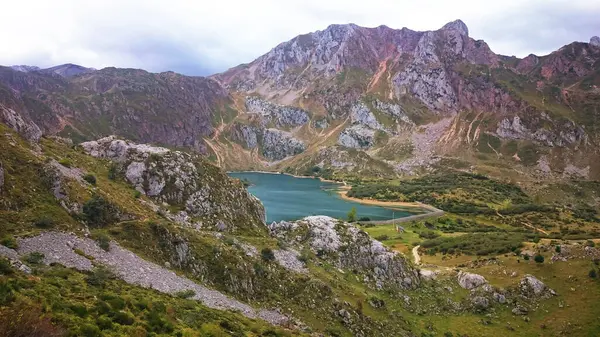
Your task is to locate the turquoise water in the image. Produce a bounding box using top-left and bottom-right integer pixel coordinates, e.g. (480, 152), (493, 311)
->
(228, 172), (415, 223)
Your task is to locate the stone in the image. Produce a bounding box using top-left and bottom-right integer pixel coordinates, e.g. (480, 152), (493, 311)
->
(471, 296), (489, 310)
(0, 162), (4, 193)
(261, 129), (306, 160)
(590, 36), (600, 47)
(520, 274), (554, 297)
(0, 104), (42, 142)
(245, 96), (309, 127)
(512, 305), (528, 316)
(337, 124), (376, 149)
(493, 292), (506, 304)
(273, 249), (307, 273)
(457, 271), (488, 290)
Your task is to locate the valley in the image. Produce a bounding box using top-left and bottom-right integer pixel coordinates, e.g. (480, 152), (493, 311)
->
(0, 17), (599, 337)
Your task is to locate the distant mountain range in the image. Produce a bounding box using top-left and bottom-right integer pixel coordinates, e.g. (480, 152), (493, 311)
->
(2, 20), (600, 180)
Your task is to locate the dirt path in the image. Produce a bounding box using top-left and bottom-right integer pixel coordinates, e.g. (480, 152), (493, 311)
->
(204, 139), (223, 167)
(523, 222), (550, 235)
(412, 245), (421, 265)
(367, 58), (390, 92)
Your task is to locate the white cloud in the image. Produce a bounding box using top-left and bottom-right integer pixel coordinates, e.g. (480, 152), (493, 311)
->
(1, 0), (598, 75)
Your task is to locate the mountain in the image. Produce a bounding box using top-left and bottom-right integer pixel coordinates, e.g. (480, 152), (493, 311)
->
(1, 20), (600, 183)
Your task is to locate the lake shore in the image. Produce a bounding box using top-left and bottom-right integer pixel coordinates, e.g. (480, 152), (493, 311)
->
(228, 170), (346, 185)
(336, 187), (430, 210)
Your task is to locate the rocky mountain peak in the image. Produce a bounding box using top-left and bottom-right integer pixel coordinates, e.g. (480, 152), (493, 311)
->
(591, 36), (600, 47)
(441, 19), (469, 36)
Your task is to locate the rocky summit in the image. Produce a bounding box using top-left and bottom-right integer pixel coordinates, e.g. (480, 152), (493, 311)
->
(1, 18), (600, 337)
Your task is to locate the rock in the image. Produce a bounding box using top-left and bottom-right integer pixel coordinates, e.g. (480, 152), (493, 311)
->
(273, 249), (307, 273)
(337, 124), (376, 149)
(520, 274), (555, 297)
(419, 269), (438, 280)
(441, 19), (469, 37)
(81, 137), (266, 234)
(457, 271), (488, 290)
(350, 101), (382, 130)
(591, 36), (600, 47)
(0, 104), (42, 142)
(471, 296), (489, 310)
(512, 305), (528, 315)
(245, 96), (309, 127)
(269, 216), (420, 290)
(261, 129), (306, 160)
(314, 119), (329, 129)
(493, 292), (506, 304)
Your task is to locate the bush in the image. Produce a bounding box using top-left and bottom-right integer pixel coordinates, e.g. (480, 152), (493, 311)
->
(33, 217), (54, 228)
(534, 255), (545, 264)
(347, 207), (357, 222)
(0, 303), (65, 337)
(586, 240), (596, 247)
(261, 248), (275, 262)
(96, 316), (113, 330)
(107, 163), (119, 180)
(175, 289), (196, 299)
(133, 190), (142, 199)
(86, 266), (115, 287)
(589, 269), (597, 278)
(358, 217), (371, 222)
(113, 311), (135, 325)
(58, 158), (72, 167)
(83, 195), (119, 228)
(25, 252), (45, 265)
(83, 174), (97, 185)
(0, 235), (17, 249)
(0, 259), (13, 275)
(524, 255), (530, 261)
(79, 323), (102, 337)
(95, 233), (111, 251)
(555, 245), (561, 253)
(374, 235), (390, 241)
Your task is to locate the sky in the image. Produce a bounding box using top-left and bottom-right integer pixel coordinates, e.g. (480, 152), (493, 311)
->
(1, 0), (599, 76)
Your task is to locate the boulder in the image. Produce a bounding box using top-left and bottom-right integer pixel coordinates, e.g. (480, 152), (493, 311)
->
(519, 274), (555, 297)
(591, 36), (600, 47)
(471, 296), (489, 310)
(457, 271), (488, 290)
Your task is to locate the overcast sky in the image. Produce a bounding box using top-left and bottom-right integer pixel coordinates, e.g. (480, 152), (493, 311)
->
(1, 0), (599, 76)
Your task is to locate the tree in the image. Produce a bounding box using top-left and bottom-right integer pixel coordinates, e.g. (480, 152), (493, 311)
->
(555, 245), (561, 253)
(589, 269), (597, 279)
(347, 207), (357, 222)
(83, 195), (119, 228)
(261, 248), (275, 262)
(534, 254), (545, 264)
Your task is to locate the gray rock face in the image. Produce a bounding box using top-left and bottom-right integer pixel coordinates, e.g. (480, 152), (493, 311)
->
(591, 36), (600, 47)
(81, 136), (266, 233)
(519, 274), (555, 297)
(441, 19), (469, 37)
(374, 100), (412, 124)
(493, 292), (507, 304)
(273, 249), (308, 273)
(314, 119), (329, 129)
(246, 96), (309, 127)
(457, 271), (488, 290)
(261, 128), (306, 160)
(268, 216), (420, 290)
(496, 116), (586, 147)
(337, 124), (376, 149)
(12, 232), (289, 325)
(471, 296), (489, 310)
(0, 104), (42, 142)
(350, 102), (382, 130)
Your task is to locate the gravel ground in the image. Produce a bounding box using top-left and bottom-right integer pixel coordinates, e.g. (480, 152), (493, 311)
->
(9, 232), (289, 326)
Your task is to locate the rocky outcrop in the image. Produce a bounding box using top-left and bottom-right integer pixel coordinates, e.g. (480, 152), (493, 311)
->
(496, 116), (586, 147)
(0, 104), (42, 142)
(374, 100), (412, 124)
(591, 36), (600, 47)
(246, 96), (309, 127)
(268, 216), (419, 290)
(519, 274), (555, 298)
(350, 102), (382, 130)
(457, 271), (488, 290)
(6, 232), (289, 325)
(0, 162), (4, 193)
(262, 129), (306, 160)
(338, 124), (376, 149)
(273, 249), (307, 273)
(81, 136), (266, 233)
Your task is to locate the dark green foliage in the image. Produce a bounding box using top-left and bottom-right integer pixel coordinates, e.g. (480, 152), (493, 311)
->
(589, 269), (598, 278)
(375, 235), (390, 241)
(358, 216), (371, 222)
(82, 195), (119, 228)
(555, 245), (561, 253)
(347, 207), (357, 222)
(261, 248), (275, 262)
(0, 235), (17, 249)
(586, 240), (596, 247)
(58, 158), (72, 168)
(79, 324), (102, 337)
(534, 255), (545, 263)
(107, 163), (119, 180)
(421, 233), (524, 256)
(33, 217), (54, 228)
(86, 266), (115, 287)
(133, 190), (142, 199)
(83, 174), (97, 185)
(113, 311), (135, 325)
(524, 255), (530, 261)
(418, 231), (440, 239)
(25, 252), (45, 264)
(0, 258), (13, 275)
(94, 233), (111, 251)
(175, 289), (196, 299)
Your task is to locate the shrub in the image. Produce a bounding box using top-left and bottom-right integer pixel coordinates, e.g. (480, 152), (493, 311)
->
(113, 311), (135, 325)
(133, 190), (142, 199)
(524, 255), (530, 261)
(0, 235), (17, 249)
(175, 289), (196, 299)
(347, 207), (357, 222)
(375, 235), (390, 241)
(83, 195), (119, 228)
(79, 323), (102, 337)
(555, 245), (561, 253)
(33, 217), (54, 228)
(586, 240), (596, 247)
(95, 233), (111, 251)
(358, 216), (371, 222)
(58, 158), (72, 167)
(25, 252), (45, 264)
(589, 269), (597, 278)
(83, 174), (97, 185)
(261, 248), (275, 262)
(96, 316), (113, 330)
(534, 255), (545, 263)
(107, 163), (119, 180)
(86, 266), (115, 287)
(0, 259), (13, 275)
(0, 303), (65, 337)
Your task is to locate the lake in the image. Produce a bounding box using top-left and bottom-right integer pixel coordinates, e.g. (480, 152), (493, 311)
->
(228, 172), (417, 223)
